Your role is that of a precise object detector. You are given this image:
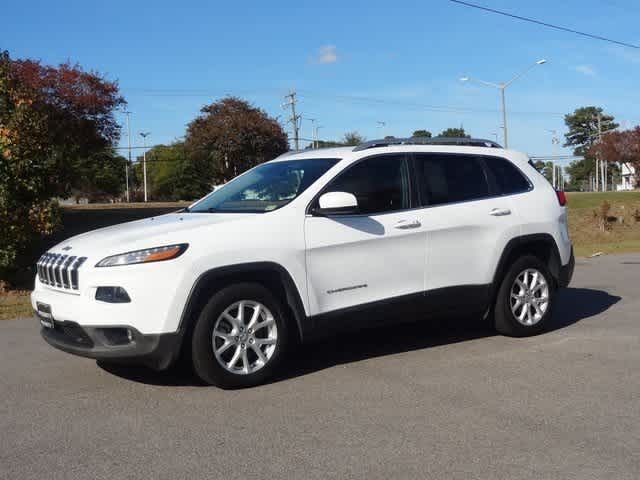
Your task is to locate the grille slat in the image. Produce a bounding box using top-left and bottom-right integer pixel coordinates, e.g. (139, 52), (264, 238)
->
(45, 254), (55, 285)
(54, 255), (66, 287)
(62, 256), (75, 289)
(37, 253), (86, 291)
(47, 254), (57, 286)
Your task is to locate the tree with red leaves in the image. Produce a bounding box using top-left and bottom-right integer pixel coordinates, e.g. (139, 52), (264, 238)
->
(186, 97), (288, 188)
(589, 127), (640, 187)
(0, 50), (125, 275)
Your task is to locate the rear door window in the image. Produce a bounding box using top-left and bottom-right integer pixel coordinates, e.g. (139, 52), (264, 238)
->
(414, 154), (490, 206)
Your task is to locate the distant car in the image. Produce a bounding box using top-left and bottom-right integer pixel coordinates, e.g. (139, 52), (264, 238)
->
(32, 137), (574, 388)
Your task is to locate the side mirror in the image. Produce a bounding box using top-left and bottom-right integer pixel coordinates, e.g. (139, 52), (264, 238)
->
(314, 191), (359, 216)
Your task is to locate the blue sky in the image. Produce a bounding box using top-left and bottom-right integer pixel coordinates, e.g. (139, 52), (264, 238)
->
(5, 0), (640, 165)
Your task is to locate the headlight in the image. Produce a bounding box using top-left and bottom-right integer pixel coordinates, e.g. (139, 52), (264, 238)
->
(95, 244), (188, 267)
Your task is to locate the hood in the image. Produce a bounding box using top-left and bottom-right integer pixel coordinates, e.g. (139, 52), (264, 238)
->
(51, 212), (254, 258)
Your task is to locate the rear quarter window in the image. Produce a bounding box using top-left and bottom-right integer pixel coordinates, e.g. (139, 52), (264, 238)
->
(483, 156), (531, 195)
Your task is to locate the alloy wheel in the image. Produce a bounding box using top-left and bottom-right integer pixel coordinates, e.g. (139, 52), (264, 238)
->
(509, 268), (550, 326)
(212, 300), (278, 375)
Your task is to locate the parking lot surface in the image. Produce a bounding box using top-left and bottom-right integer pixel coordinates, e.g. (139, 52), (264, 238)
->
(1, 253), (639, 479)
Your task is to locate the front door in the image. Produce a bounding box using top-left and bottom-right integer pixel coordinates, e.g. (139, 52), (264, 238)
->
(304, 154), (426, 316)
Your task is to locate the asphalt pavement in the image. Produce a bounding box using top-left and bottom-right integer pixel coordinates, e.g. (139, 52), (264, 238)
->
(1, 253), (639, 479)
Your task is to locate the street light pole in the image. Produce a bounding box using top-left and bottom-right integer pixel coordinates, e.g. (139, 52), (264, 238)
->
(139, 132), (151, 202)
(304, 118), (317, 149)
(500, 87), (508, 149)
(547, 129), (560, 189)
(460, 59), (547, 149)
(124, 110), (132, 202)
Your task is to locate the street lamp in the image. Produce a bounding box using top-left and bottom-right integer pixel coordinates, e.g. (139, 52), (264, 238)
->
(139, 131), (151, 202)
(460, 59), (546, 148)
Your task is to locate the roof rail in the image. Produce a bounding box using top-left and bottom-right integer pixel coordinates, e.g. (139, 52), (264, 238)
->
(352, 136), (503, 152)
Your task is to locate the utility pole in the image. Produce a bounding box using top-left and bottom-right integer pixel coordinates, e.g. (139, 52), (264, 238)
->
(596, 113), (602, 192)
(139, 132), (151, 202)
(283, 90), (300, 150)
(124, 110), (132, 202)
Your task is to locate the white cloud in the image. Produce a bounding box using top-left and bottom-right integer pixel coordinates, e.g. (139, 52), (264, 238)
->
(574, 64), (596, 76)
(313, 45), (338, 64)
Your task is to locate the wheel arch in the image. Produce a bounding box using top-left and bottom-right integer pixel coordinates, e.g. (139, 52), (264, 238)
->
(491, 234), (562, 299)
(178, 262), (308, 343)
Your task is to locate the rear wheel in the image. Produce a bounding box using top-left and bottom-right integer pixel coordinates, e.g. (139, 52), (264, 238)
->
(191, 283), (290, 388)
(494, 255), (555, 337)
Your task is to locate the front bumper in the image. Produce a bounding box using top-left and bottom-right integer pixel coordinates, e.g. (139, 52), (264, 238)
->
(558, 247), (575, 288)
(40, 320), (183, 370)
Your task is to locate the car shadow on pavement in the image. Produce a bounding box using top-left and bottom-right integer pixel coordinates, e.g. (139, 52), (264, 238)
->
(98, 287), (620, 387)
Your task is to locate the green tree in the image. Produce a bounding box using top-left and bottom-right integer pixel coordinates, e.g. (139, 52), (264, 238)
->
(72, 150), (126, 202)
(0, 50), (124, 275)
(438, 127), (470, 138)
(342, 131), (366, 146)
(563, 106), (618, 190)
(533, 160), (554, 183)
(564, 106), (618, 156)
(132, 142), (187, 200)
(412, 129), (432, 138)
(186, 97), (288, 185)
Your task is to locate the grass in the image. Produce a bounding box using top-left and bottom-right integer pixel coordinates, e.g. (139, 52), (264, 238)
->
(566, 191), (640, 209)
(0, 292), (32, 320)
(567, 191), (640, 257)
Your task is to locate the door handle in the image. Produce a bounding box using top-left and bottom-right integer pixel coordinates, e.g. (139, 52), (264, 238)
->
(489, 208), (511, 216)
(394, 219), (421, 229)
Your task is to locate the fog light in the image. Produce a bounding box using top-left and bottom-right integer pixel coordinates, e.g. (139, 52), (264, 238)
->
(99, 327), (134, 345)
(95, 286), (131, 303)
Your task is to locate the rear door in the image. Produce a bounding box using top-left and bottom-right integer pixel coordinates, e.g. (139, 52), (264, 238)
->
(304, 154), (426, 316)
(412, 153), (524, 309)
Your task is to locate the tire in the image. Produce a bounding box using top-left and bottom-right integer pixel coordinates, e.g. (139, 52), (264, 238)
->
(191, 283), (290, 388)
(493, 255), (556, 337)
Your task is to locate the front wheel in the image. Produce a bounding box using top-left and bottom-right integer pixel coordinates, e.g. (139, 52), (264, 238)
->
(191, 283), (290, 388)
(493, 255), (556, 337)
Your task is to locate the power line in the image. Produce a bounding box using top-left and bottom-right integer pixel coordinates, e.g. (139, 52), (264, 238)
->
(448, 0), (640, 49)
(121, 86), (565, 117)
(297, 90), (565, 117)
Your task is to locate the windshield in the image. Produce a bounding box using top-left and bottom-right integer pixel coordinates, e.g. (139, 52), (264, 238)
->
(189, 158), (339, 213)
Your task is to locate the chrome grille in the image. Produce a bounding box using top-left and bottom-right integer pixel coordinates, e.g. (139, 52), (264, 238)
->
(36, 254), (87, 290)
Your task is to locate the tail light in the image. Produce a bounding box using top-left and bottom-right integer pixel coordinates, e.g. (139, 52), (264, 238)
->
(556, 190), (567, 206)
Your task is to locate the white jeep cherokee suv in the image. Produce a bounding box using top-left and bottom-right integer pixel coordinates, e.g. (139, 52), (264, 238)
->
(32, 137), (574, 388)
